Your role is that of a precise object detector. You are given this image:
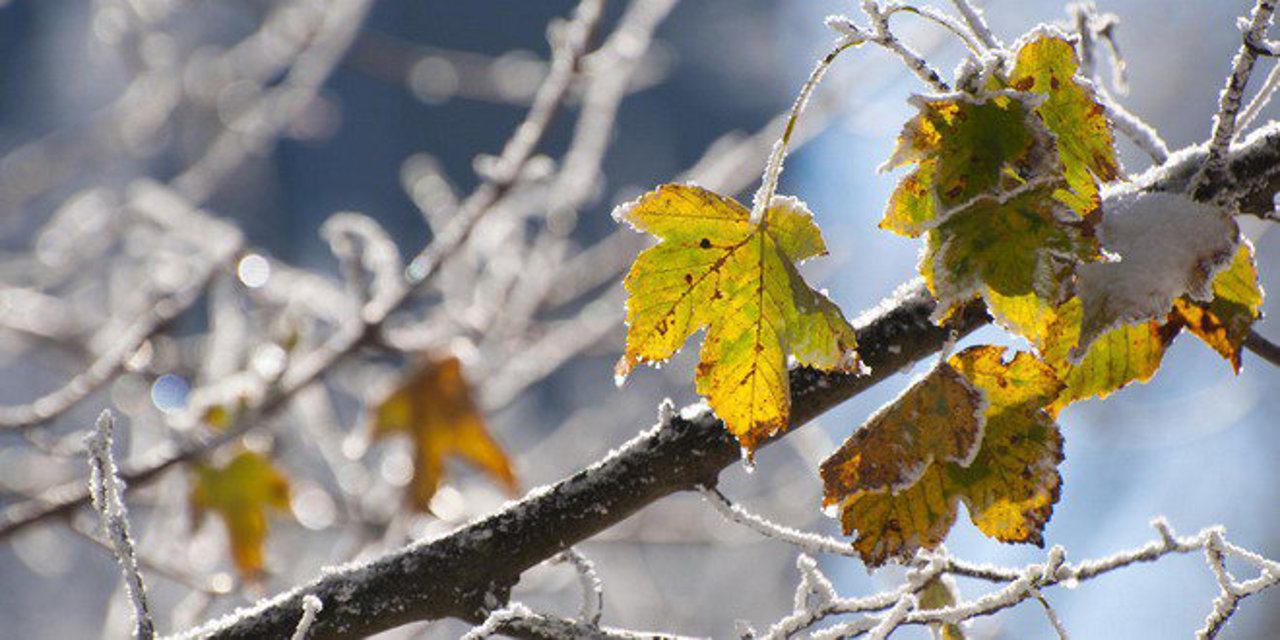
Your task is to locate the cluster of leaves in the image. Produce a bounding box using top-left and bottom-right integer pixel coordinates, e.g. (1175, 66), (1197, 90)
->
(189, 353), (515, 578)
(615, 32), (1264, 567)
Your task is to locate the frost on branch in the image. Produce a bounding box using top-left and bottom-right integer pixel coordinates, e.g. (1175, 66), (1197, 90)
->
(86, 410), (155, 640)
(1075, 189), (1238, 356)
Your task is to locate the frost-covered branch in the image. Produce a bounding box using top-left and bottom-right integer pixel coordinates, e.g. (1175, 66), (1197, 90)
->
(949, 0), (1000, 50)
(167, 282), (990, 639)
(289, 595), (323, 640)
(738, 518), (1280, 640)
(1197, 0), (1278, 194)
(554, 548), (604, 626)
(699, 486), (854, 558)
(86, 410), (155, 640)
(825, 4), (952, 93)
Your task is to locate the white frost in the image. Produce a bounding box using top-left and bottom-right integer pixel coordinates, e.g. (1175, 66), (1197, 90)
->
(1074, 189), (1237, 357)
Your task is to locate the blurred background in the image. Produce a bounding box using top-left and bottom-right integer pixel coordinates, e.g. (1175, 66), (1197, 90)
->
(0, 0), (1277, 638)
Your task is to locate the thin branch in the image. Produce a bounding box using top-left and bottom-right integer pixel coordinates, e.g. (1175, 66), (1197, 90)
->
(750, 39), (857, 224)
(289, 595), (324, 640)
(1240, 59), (1280, 133)
(949, 0), (1000, 50)
(699, 486), (854, 558)
(1031, 588), (1070, 640)
(86, 410), (155, 640)
(1098, 84), (1170, 164)
(554, 548), (605, 625)
(1195, 0), (1278, 196)
(1245, 329), (1280, 367)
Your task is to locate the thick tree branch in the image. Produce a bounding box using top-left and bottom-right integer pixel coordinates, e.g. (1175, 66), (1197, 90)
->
(174, 285), (989, 639)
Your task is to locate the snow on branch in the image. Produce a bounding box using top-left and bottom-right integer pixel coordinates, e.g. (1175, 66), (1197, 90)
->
(86, 410), (155, 640)
(734, 517), (1280, 640)
(699, 486), (855, 558)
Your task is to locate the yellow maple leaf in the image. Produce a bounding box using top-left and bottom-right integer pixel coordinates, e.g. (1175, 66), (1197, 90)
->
(189, 450), (292, 578)
(822, 346), (1064, 567)
(614, 184), (859, 453)
(369, 354), (518, 511)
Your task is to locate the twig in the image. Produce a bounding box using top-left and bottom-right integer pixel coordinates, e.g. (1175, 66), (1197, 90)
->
(86, 410), (155, 640)
(290, 595), (324, 640)
(1245, 329), (1280, 367)
(699, 486), (854, 558)
(555, 548), (605, 625)
(1239, 59), (1280, 132)
(1195, 0), (1278, 196)
(826, 5), (952, 94)
(949, 0), (1000, 49)
(1097, 84), (1170, 164)
(1031, 588), (1070, 639)
(750, 39), (857, 224)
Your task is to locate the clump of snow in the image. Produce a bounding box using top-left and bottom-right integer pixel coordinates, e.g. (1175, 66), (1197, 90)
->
(1074, 189), (1237, 357)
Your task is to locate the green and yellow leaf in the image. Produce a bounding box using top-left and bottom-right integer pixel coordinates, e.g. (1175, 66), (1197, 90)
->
(616, 184), (859, 453)
(370, 354), (518, 511)
(823, 346), (1064, 566)
(190, 450), (292, 578)
(1009, 33), (1120, 215)
(881, 94), (1055, 236)
(987, 293), (1172, 416)
(819, 362), (986, 500)
(924, 184), (1098, 313)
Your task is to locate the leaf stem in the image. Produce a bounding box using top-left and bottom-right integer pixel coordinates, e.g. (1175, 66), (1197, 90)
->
(750, 40), (857, 225)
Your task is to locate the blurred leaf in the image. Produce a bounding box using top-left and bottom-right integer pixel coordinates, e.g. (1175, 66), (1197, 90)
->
(190, 450), (291, 578)
(823, 346), (1063, 567)
(615, 184), (859, 454)
(370, 355), (517, 511)
(1009, 33), (1119, 215)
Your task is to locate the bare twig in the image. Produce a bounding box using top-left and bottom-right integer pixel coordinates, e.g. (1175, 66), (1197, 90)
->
(949, 0), (1000, 49)
(1245, 329), (1280, 367)
(1195, 0), (1278, 196)
(289, 595), (324, 640)
(86, 410), (155, 640)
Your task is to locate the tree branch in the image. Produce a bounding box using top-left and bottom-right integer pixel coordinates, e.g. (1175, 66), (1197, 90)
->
(173, 284), (989, 639)
(11, 120), (1278, 638)
(1245, 329), (1280, 367)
